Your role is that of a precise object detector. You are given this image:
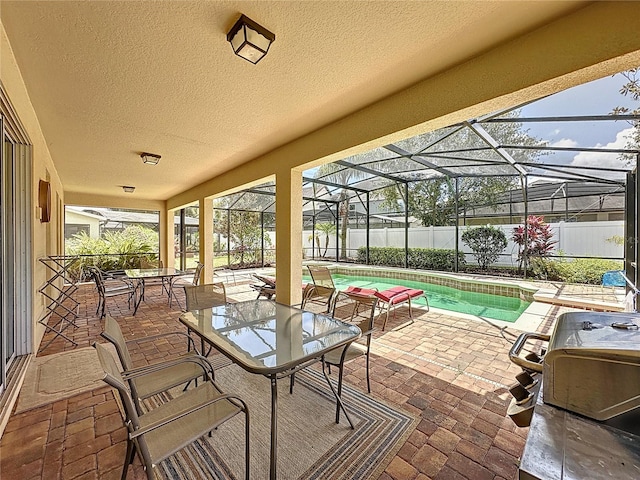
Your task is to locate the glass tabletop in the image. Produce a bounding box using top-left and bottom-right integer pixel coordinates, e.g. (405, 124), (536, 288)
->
(179, 299), (361, 375)
(124, 268), (185, 279)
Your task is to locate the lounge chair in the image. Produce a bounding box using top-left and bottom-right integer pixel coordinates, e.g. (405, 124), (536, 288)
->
(251, 274), (276, 299)
(307, 265), (428, 330)
(374, 286), (427, 331)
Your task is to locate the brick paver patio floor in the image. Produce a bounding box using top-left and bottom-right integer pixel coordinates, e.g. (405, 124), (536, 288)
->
(0, 279), (585, 480)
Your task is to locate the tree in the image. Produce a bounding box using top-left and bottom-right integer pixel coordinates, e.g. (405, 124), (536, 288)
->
(461, 225), (507, 270)
(314, 164), (366, 259)
(382, 110), (545, 226)
(512, 215), (556, 272)
(610, 68), (640, 164)
(212, 209), (273, 267)
(310, 222), (336, 257)
(387, 176), (515, 226)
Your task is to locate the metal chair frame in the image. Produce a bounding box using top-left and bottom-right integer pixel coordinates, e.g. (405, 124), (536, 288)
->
(94, 342), (250, 480)
(87, 266), (136, 318)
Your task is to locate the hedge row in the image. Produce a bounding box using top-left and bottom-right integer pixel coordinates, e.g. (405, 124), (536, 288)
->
(531, 257), (624, 285)
(357, 246), (465, 271)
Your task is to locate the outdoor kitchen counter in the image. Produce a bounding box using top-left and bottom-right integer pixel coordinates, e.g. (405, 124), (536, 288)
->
(519, 393), (640, 480)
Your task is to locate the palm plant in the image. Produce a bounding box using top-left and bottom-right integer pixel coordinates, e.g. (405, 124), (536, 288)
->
(313, 222), (336, 257)
(314, 163), (366, 259)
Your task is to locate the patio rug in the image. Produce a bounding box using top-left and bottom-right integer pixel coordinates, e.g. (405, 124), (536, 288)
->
(15, 344), (118, 414)
(149, 363), (418, 480)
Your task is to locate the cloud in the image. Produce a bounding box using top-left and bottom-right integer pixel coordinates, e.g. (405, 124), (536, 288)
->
(551, 129), (561, 136)
(570, 127), (634, 171)
(551, 138), (578, 148)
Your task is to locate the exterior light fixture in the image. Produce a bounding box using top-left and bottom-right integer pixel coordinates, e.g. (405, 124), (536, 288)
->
(227, 14), (275, 64)
(122, 186), (135, 193)
(141, 152), (161, 165)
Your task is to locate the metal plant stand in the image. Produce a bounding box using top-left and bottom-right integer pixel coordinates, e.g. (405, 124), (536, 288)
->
(37, 255), (81, 350)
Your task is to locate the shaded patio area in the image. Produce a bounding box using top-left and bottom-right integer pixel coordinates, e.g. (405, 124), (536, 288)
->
(1, 279), (588, 479)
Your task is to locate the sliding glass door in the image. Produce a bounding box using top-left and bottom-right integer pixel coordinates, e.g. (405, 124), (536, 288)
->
(0, 90), (32, 399)
(0, 121), (16, 394)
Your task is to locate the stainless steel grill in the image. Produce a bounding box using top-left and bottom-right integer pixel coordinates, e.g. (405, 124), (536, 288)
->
(507, 311), (640, 480)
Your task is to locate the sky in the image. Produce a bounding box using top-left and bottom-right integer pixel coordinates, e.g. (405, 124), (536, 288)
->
(518, 72), (637, 177)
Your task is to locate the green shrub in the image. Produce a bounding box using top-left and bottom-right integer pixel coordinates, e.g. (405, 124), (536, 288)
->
(531, 257), (623, 284)
(461, 225), (507, 270)
(357, 246), (465, 271)
(66, 226), (159, 279)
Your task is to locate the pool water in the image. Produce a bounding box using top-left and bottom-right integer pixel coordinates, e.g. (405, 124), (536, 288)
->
(305, 273), (530, 323)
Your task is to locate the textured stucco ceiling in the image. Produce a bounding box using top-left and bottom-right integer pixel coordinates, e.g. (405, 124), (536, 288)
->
(0, 1), (587, 201)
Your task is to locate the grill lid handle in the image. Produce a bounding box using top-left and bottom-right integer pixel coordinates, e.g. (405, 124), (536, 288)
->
(509, 332), (550, 373)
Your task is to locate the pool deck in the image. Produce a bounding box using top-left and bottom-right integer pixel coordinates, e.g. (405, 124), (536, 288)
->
(0, 270), (629, 480)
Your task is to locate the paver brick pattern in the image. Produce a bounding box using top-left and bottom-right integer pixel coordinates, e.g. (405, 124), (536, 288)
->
(1, 278), (578, 479)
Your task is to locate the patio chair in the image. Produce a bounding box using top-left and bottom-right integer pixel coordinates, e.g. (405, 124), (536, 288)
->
(326, 293), (378, 399)
(306, 265), (336, 288)
(307, 265), (378, 298)
(307, 264), (378, 313)
(301, 283), (336, 314)
(250, 274), (277, 299)
(94, 342), (250, 480)
(184, 283), (227, 311)
(138, 258), (169, 296)
(291, 292), (376, 406)
(101, 316), (213, 413)
(184, 283), (228, 357)
(87, 266), (136, 319)
(169, 262), (204, 307)
(213, 266), (237, 285)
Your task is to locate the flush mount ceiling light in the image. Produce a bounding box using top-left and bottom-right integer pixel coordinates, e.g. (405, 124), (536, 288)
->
(140, 152), (161, 165)
(227, 14), (275, 64)
(122, 186), (135, 193)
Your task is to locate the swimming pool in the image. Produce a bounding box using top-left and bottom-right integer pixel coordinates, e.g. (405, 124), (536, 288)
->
(305, 272), (530, 322)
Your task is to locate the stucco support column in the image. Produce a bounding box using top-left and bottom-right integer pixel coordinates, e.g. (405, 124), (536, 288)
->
(164, 208), (175, 268)
(275, 168), (303, 305)
(200, 197), (213, 283)
(158, 208), (169, 265)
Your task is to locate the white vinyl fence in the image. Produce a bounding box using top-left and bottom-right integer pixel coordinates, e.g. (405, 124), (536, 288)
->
(303, 221), (624, 266)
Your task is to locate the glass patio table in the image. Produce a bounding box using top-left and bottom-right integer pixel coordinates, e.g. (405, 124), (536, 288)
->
(124, 268), (185, 314)
(179, 299), (361, 480)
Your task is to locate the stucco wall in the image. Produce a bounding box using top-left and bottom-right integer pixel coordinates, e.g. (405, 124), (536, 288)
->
(1, 23), (64, 351)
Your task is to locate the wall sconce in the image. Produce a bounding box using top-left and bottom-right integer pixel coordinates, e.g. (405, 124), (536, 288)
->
(141, 152), (161, 165)
(227, 14), (275, 64)
(38, 180), (51, 223)
(122, 186), (135, 193)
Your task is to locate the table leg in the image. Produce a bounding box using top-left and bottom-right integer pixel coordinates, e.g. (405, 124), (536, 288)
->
(270, 375), (278, 480)
(168, 279), (184, 309)
(132, 280), (143, 315)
